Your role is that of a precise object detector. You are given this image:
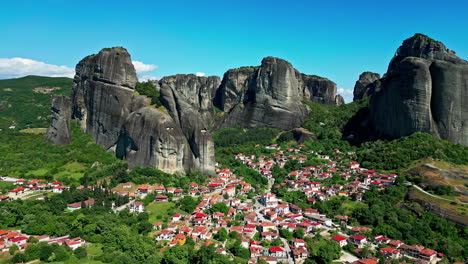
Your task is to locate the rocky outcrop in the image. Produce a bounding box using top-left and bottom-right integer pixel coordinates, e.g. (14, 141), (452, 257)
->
(160, 74), (220, 125)
(215, 57), (341, 130)
(213, 67), (256, 112)
(301, 74), (343, 105)
(45, 95), (72, 145)
(159, 74), (219, 174)
(50, 48), (346, 173)
(370, 34), (468, 146)
(70, 47), (216, 175)
(218, 57), (310, 129)
(353, 72), (380, 101)
(292, 128), (316, 143)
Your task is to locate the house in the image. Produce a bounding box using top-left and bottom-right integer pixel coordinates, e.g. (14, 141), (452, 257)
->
(129, 201), (145, 213)
(66, 237), (85, 250)
(261, 232), (278, 241)
(222, 186), (236, 197)
(388, 240), (404, 248)
(269, 246), (287, 259)
(292, 247), (309, 261)
(291, 239), (306, 248)
(155, 195), (168, 202)
(67, 199), (95, 211)
(215, 247), (227, 255)
(174, 189), (184, 196)
(53, 186), (67, 193)
(154, 186), (166, 194)
(380, 247), (401, 259)
(173, 233), (186, 245)
(11, 236), (28, 246)
(172, 214), (182, 222)
(332, 235), (347, 247)
(156, 230), (173, 240)
(419, 248), (437, 262)
(260, 222), (276, 232)
(374, 235), (390, 244)
(349, 235), (367, 248)
(137, 184), (150, 193)
(260, 193), (278, 207)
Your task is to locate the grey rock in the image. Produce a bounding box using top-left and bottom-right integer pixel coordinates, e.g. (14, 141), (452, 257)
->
(70, 47), (216, 174)
(160, 74), (221, 126)
(353, 72), (381, 101)
(370, 34), (468, 146)
(216, 57), (341, 130)
(45, 95), (72, 145)
(220, 57), (310, 130)
(116, 107), (190, 174)
(292, 127), (316, 143)
(301, 74), (342, 105)
(335, 95), (345, 105)
(213, 67), (257, 112)
(159, 74), (219, 174)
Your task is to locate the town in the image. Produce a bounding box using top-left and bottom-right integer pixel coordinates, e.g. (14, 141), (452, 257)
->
(0, 144), (446, 264)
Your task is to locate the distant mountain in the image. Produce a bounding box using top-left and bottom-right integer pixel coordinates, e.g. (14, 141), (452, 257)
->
(0, 75), (72, 129)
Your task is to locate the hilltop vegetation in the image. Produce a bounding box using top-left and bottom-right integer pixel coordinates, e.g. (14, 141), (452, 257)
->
(0, 121), (118, 186)
(0, 75), (72, 129)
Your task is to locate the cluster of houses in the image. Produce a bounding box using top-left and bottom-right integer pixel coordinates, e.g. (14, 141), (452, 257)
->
(0, 229), (86, 253)
(0, 143), (445, 264)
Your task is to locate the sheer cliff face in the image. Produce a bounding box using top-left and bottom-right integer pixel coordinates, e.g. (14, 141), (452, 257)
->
(353, 72), (381, 101)
(215, 57), (342, 130)
(70, 47), (216, 175)
(44, 95), (72, 145)
(158, 74), (220, 175)
(370, 34), (468, 146)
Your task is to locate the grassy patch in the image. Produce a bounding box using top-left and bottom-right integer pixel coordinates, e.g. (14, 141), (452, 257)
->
(340, 200), (368, 215)
(406, 187), (468, 225)
(20, 128), (48, 134)
(147, 202), (186, 223)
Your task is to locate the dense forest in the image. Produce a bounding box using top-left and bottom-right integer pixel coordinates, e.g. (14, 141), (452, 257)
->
(0, 76), (72, 129)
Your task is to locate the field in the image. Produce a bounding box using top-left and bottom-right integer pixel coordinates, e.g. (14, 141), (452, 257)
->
(0, 75), (72, 129)
(406, 161), (468, 202)
(406, 187), (468, 226)
(147, 201), (187, 223)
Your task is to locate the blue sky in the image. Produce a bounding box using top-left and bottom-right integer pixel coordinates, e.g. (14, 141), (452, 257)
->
(1, 0), (467, 102)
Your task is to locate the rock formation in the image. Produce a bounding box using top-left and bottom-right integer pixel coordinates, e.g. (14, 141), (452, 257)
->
(370, 34), (468, 146)
(159, 74), (220, 174)
(301, 74), (343, 105)
(215, 57), (342, 130)
(44, 95), (72, 145)
(69, 47), (216, 175)
(353, 72), (380, 101)
(292, 127), (316, 143)
(47, 48), (345, 174)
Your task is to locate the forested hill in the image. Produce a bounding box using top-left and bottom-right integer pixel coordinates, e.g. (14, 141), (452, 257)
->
(0, 75), (72, 129)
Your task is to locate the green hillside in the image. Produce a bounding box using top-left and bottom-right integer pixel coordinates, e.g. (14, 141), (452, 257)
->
(0, 75), (72, 129)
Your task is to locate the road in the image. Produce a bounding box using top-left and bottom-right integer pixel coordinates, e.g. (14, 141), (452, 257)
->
(410, 183), (467, 205)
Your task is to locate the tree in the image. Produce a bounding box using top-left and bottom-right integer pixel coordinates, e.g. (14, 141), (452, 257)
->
(215, 228), (228, 241)
(9, 244), (18, 255)
(74, 246), (87, 259)
(279, 229), (293, 240)
(209, 203), (229, 215)
(294, 228), (305, 239)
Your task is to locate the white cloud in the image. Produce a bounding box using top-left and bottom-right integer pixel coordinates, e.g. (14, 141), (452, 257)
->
(196, 72), (205, 77)
(132, 61), (158, 73)
(0, 57), (75, 79)
(337, 87), (354, 95)
(138, 75), (159, 82)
